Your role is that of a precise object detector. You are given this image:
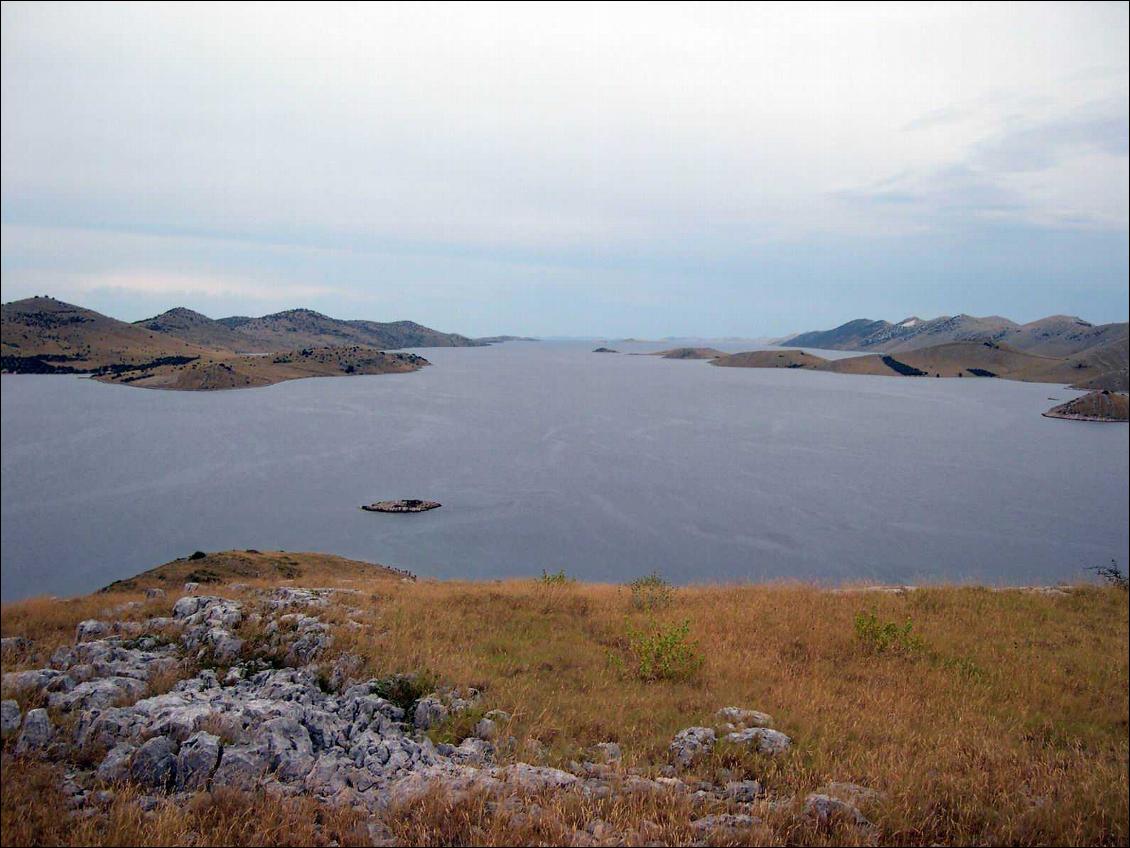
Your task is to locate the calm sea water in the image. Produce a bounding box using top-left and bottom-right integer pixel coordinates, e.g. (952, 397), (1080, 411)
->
(2, 341), (1127, 600)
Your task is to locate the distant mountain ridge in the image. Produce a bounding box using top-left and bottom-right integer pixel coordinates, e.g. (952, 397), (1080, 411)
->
(783, 313), (1128, 357)
(143, 306), (485, 351)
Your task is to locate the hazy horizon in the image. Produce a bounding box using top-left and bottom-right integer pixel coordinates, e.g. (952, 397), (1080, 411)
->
(3, 2), (1128, 337)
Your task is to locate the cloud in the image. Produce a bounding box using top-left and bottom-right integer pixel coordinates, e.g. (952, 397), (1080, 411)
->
(69, 271), (344, 301)
(1, 2), (1127, 333)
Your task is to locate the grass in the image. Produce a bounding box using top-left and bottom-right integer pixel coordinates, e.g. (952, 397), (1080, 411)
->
(2, 551), (1128, 846)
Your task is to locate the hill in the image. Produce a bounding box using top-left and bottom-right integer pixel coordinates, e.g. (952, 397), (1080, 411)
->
(1, 297), (475, 390)
(95, 346), (429, 391)
(1, 296), (214, 373)
(647, 347), (726, 360)
(782, 313), (1127, 358)
(132, 307), (272, 353)
(211, 309), (484, 351)
(1042, 390), (1129, 422)
(712, 340), (1129, 390)
(712, 349), (823, 369)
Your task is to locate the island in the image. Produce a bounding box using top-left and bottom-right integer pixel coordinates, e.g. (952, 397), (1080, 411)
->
(0, 296), (478, 391)
(1042, 390), (1128, 422)
(592, 346), (618, 353)
(361, 499), (442, 513)
(648, 347), (726, 360)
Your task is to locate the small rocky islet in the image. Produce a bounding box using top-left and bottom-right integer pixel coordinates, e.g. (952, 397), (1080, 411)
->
(360, 500), (442, 513)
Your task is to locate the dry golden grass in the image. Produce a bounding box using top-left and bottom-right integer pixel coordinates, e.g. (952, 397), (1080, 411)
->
(2, 551), (1127, 846)
(0, 757), (370, 847)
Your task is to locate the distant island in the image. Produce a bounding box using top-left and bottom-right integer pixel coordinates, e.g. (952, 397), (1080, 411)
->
(711, 339), (1128, 392)
(592, 346), (618, 353)
(648, 347), (727, 360)
(0, 296), (518, 391)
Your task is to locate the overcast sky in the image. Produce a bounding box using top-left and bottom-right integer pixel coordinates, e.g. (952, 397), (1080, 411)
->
(2, 2), (1127, 337)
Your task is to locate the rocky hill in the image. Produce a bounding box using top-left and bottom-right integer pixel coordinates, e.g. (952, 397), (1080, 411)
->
(648, 347), (727, 360)
(95, 346), (429, 391)
(213, 309), (484, 351)
(783, 313), (1128, 359)
(1, 297), (472, 390)
(713, 339), (1128, 391)
(1, 297), (214, 373)
(1042, 390), (1128, 422)
(133, 308), (273, 353)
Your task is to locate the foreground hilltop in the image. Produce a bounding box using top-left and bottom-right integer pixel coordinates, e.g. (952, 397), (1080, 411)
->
(1, 550), (1126, 846)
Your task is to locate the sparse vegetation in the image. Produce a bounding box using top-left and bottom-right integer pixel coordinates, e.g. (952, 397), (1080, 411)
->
(853, 610), (925, 654)
(622, 618), (704, 682)
(628, 571), (674, 611)
(1089, 559), (1129, 591)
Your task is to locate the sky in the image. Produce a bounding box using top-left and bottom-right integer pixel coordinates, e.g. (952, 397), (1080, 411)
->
(1, 1), (1127, 338)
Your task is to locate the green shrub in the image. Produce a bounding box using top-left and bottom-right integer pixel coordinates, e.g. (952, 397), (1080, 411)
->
(853, 610), (924, 654)
(628, 572), (674, 611)
(625, 619), (704, 682)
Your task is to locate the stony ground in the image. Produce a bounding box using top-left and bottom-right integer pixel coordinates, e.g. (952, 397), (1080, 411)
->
(2, 550), (1127, 846)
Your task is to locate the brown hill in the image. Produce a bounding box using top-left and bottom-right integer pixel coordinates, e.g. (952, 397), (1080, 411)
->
(1042, 391), (1129, 422)
(650, 347), (726, 359)
(712, 349), (824, 369)
(133, 307), (272, 353)
(100, 548), (414, 593)
(1, 296), (214, 372)
(712, 340), (1129, 390)
(783, 313), (1127, 358)
(213, 309), (484, 351)
(95, 346), (428, 391)
(1062, 335), (1129, 391)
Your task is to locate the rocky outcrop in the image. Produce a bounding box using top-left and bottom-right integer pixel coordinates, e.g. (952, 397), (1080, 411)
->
(361, 500), (442, 513)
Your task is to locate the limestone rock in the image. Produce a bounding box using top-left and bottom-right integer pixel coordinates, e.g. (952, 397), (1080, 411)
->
(803, 793), (871, 827)
(75, 620), (111, 642)
(14, 708), (53, 755)
(668, 726), (716, 768)
(96, 742), (137, 784)
(722, 726), (792, 755)
(1, 699), (21, 738)
(130, 736), (177, 790)
(175, 731), (221, 790)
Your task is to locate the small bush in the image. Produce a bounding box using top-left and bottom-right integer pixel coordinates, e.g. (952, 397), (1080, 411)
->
(539, 569), (573, 586)
(370, 672), (438, 713)
(1088, 560), (1128, 591)
(624, 619), (704, 682)
(629, 572), (674, 611)
(853, 610), (924, 654)
(188, 550), (207, 560)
